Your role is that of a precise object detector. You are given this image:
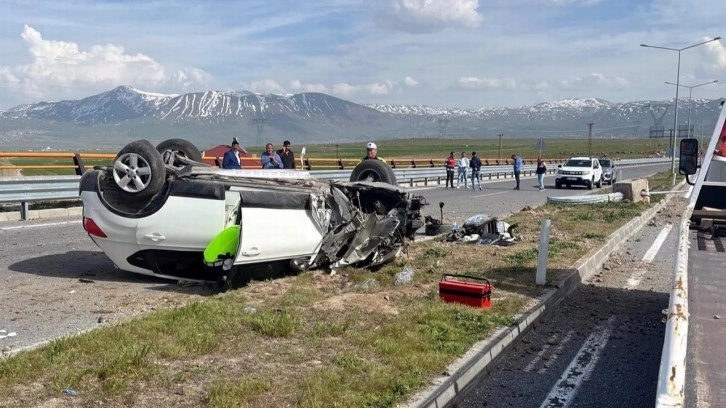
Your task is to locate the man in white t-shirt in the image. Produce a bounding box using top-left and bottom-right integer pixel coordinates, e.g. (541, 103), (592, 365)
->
(457, 151), (470, 189)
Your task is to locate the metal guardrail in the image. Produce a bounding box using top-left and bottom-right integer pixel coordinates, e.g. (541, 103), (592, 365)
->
(0, 158), (676, 220)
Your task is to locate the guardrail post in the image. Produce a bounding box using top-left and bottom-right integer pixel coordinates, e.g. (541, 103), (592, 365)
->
(390, 160), (396, 169)
(536, 219), (551, 285)
(214, 158), (221, 168)
(73, 153), (86, 175)
(20, 201), (29, 221)
(429, 160), (435, 168)
(411, 160), (417, 168)
(304, 158), (312, 171)
(338, 159), (344, 170)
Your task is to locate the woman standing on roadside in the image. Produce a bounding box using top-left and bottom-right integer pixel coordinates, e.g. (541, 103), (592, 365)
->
(445, 152), (456, 188)
(536, 157), (547, 191)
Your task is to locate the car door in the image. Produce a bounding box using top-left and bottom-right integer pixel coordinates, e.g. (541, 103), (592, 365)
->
(136, 195), (227, 251)
(234, 190), (323, 265)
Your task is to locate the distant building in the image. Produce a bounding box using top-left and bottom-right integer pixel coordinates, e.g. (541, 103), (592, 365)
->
(202, 144), (258, 168)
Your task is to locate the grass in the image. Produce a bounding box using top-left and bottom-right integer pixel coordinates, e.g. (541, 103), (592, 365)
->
(0, 171), (673, 407)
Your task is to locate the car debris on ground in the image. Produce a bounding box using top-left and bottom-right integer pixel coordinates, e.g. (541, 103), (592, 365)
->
(445, 214), (518, 246)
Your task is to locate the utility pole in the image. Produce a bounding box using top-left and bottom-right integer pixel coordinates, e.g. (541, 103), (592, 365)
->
(498, 133), (503, 159)
(253, 116), (266, 147)
(587, 123), (594, 157)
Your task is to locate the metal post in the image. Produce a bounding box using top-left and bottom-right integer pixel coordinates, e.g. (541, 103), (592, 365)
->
(498, 134), (503, 159)
(536, 219), (551, 285)
(671, 51), (681, 186)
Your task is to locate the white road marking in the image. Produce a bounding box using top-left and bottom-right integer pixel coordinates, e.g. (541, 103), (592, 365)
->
(642, 224), (673, 263)
(539, 317), (615, 408)
(522, 331), (574, 373)
(626, 224), (672, 288)
(473, 191), (509, 198)
(0, 220), (82, 231)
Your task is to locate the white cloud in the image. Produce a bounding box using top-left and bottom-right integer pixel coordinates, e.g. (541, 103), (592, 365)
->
(376, 0), (482, 33)
(404, 76), (419, 87)
(0, 25), (210, 102)
(288, 80), (329, 93)
(249, 79), (286, 94)
(455, 76), (517, 89)
(332, 80), (399, 97)
(559, 73), (628, 89)
(534, 81), (550, 91)
(546, 0), (603, 5)
(704, 39), (726, 69)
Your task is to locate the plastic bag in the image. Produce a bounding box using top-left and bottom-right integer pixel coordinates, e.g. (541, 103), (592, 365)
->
(394, 265), (415, 285)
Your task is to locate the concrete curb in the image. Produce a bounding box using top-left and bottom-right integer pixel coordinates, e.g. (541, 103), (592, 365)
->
(408, 194), (678, 408)
(0, 207), (83, 222)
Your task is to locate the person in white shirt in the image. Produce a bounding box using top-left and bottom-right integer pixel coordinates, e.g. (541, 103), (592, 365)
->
(457, 151), (470, 189)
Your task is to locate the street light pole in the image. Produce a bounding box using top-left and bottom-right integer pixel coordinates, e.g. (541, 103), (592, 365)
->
(665, 80), (718, 139)
(641, 36), (721, 185)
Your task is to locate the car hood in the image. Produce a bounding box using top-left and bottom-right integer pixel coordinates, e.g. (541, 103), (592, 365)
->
(559, 166), (593, 172)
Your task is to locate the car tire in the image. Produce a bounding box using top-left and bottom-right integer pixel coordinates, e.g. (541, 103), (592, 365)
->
(112, 139), (166, 201)
(595, 177), (602, 188)
(350, 160), (397, 185)
(555, 181), (561, 189)
(587, 179), (593, 190)
(566, 183), (571, 189)
(156, 138), (203, 165)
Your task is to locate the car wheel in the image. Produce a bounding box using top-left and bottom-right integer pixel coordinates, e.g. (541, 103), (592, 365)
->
(587, 179), (593, 190)
(112, 140), (166, 200)
(555, 181), (561, 189)
(350, 160), (397, 185)
(595, 177), (602, 188)
(156, 138), (203, 165)
(566, 183), (571, 189)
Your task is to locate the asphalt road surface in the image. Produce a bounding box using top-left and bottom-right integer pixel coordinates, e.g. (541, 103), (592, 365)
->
(451, 195), (688, 408)
(0, 164), (672, 356)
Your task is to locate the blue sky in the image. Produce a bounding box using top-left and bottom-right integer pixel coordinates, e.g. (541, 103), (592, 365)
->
(1, 0), (724, 110)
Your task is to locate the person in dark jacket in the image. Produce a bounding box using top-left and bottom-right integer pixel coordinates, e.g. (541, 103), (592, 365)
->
(222, 139), (242, 169)
(536, 157), (547, 190)
(470, 151), (482, 191)
(445, 151), (456, 188)
(277, 140), (296, 169)
(512, 154), (523, 190)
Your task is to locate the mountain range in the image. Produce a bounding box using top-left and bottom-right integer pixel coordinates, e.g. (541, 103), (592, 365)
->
(0, 85), (722, 151)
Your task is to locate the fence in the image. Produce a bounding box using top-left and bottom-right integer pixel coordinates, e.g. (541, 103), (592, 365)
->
(0, 151), (568, 174)
(0, 157), (674, 220)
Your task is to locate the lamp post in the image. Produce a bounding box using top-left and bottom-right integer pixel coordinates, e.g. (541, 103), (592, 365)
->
(665, 80), (718, 138)
(641, 36), (721, 185)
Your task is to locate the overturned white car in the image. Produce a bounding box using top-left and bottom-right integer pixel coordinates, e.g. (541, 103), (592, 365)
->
(80, 139), (427, 284)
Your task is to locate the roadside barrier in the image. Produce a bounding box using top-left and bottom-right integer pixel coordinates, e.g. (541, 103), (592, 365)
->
(0, 158), (675, 220)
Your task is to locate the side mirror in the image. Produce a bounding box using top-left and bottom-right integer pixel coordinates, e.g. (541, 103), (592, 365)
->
(557, 164), (562, 168)
(679, 138), (699, 175)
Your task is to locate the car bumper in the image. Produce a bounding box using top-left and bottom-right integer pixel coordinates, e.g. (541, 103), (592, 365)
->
(556, 176), (591, 185)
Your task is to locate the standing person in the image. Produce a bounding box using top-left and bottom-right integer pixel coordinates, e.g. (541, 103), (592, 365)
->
(536, 157), (547, 191)
(457, 152), (469, 189)
(470, 151), (482, 191)
(444, 152), (456, 188)
(358, 142), (386, 163)
(511, 154), (523, 190)
(222, 138), (242, 169)
(261, 143), (283, 169)
(278, 140), (296, 169)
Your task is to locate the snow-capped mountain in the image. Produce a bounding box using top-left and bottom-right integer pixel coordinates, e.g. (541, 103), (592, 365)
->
(0, 86), (722, 150)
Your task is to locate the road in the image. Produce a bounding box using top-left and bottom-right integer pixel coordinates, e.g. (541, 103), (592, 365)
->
(0, 164), (672, 357)
(451, 194), (688, 407)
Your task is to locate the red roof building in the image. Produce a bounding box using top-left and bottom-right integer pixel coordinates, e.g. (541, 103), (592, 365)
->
(202, 144), (260, 168)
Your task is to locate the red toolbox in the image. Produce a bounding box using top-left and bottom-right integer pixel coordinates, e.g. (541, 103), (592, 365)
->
(439, 274), (492, 308)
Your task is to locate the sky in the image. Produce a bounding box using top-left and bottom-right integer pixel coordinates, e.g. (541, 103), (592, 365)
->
(1, 0), (725, 110)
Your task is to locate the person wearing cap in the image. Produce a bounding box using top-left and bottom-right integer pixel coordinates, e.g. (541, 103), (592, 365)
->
(358, 142), (386, 163)
(261, 143), (283, 169)
(277, 140), (296, 169)
(222, 139), (242, 169)
(445, 151), (456, 189)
